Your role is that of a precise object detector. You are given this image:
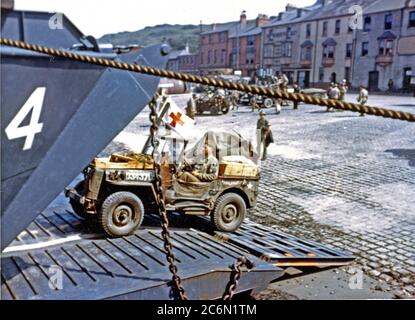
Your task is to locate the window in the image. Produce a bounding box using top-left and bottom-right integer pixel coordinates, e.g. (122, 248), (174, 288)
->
(322, 21), (328, 36)
(219, 32), (226, 43)
(207, 50), (211, 64)
(208, 34), (213, 43)
(363, 16), (371, 32)
(379, 39), (394, 55)
(200, 52), (204, 65)
(221, 49), (226, 64)
(346, 43), (353, 58)
(306, 24), (311, 38)
(267, 29), (274, 42)
(286, 27), (292, 39)
(282, 42), (292, 57)
(264, 45), (273, 57)
(230, 53), (237, 66)
(348, 25), (353, 33)
(409, 11), (415, 27)
(335, 20), (341, 34)
(361, 42), (369, 56)
(301, 46), (312, 61)
(213, 49), (217, 64)
(323, 45), (335, 59)
(385, 13), (392, 30)
(247, 36), (255, 46)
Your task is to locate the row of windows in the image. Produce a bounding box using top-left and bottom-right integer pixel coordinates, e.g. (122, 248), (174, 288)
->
(202, 51), (258, 66)
(363, 14), (393, 32)
(361, 40), (394, 56)
(180, 56), (195, 65)
(299, 40), (393, 62)
(201, 49), (227, 65)
(303, 11), (415, 38)
(202, 11), (415, 47)
(202, 32), (227, 44)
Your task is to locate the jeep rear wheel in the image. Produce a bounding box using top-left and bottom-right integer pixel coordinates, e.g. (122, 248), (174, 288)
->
(263, 98), (274, 109)
(212, 193), (246, 232)
(99, 192), (144, 237)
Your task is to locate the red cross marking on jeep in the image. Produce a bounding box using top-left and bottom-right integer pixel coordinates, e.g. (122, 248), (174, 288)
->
(169, 112), (185, 127)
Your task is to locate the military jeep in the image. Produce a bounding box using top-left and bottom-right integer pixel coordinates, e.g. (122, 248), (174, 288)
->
(195, 89), (232, 115)
(65, 131), (260, 237)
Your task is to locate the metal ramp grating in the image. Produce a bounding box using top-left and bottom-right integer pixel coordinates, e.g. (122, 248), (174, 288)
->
(1, 208), (283, 300)
(215, 222), (355, 267)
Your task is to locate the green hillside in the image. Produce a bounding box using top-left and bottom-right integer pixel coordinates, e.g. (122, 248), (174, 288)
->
(99, 22), (236, 53)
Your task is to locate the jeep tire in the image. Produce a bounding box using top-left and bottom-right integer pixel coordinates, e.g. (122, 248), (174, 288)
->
(212, 193), (246, 232)
(99, 191), (144, 237)
(263, 98), (274, 108)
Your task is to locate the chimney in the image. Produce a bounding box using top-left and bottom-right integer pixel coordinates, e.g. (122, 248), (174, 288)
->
(256, 14), (270, 27)
(1, 0), (14, 9)
(285, 3), (297, 12)
(240, 10), (247, 27)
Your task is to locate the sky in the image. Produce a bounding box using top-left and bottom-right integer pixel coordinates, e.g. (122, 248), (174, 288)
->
(15, 0), (316, 37)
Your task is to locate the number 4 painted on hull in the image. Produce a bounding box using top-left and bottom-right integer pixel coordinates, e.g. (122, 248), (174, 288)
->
(5, 87), (46, 151)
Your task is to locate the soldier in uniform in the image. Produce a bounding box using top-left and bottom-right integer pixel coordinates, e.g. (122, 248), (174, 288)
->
(279, 73), (290, 106)
(293, 82), (301, 110)
(357, 85), (368, 117)
(327, 83), (340, 112)
(339, 79), (348, 102)
(186, 93), (196, 120)
(176, 144), (218, 183)
(256, 111), (270, 160)
(251, 95), (260, 112)
(262, 123), (274, 161)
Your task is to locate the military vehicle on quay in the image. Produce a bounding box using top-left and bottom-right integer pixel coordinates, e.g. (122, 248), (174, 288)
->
(66, 99), (260, 237)
(1, 1), (355, 300)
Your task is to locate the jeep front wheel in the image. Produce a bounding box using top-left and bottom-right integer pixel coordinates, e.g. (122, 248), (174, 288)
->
(99, 192), (144, 237)
(212, 193), (246, 232)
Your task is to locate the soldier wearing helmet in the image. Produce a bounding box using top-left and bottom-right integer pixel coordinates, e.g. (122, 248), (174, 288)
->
(256, 111), (272, 161)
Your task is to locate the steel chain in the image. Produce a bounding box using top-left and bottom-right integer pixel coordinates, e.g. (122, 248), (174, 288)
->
(1, 38), (414, 122)
(3, 38), (412, 299)
(148, 95), (188, 300)
(222, 257), (255, 300)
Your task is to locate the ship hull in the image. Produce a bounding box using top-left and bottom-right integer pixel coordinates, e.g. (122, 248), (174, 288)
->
(1, 10), (168, 249)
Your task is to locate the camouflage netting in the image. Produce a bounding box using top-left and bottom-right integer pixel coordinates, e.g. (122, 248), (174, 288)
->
(184, 131), (258, 163)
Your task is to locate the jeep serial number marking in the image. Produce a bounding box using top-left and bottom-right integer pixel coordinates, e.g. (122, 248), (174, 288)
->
(125, 171), (153, 182)
(222, 181), (241, 186)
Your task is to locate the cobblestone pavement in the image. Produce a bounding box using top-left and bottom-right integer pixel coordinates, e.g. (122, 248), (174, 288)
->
(108, 93), (415, 298)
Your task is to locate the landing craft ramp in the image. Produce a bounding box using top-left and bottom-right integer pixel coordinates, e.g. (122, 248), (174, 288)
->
(1, 202), (354, 300)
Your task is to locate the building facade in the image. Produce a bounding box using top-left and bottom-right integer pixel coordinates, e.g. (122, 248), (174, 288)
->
(166, 44), (198, 74)
(198, 12), (270, 76)
(260, 0), (415, 90)
(199, 24), (234, 75)
(352, 0), (415, 91)
(192, 0), (415, 91)
(261, 4), (318, 86)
